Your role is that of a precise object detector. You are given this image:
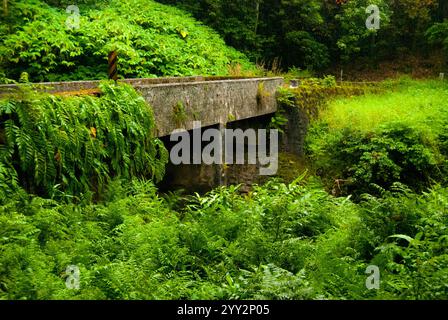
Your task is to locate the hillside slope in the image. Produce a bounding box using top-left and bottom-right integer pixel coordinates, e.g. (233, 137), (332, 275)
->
(0, 0), (255, 82)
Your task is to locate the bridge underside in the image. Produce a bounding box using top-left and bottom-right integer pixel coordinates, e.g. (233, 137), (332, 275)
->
(159, 114), (276, 193)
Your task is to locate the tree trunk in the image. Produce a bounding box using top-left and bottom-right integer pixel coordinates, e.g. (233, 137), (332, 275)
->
(254, 0), (260, 35)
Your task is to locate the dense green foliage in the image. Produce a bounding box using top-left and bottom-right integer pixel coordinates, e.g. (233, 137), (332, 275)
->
(427, 20), (448, 54)
(1, 0), (447, 79)
(0, 0), (254, 82)
(158, 0), (448, 70)
(1, 0), (447, 299)
(0, 82), (168, 200)
(0, 78), (447, 300)
(1, 178), (447, 299)
(306, 79), (448, 196)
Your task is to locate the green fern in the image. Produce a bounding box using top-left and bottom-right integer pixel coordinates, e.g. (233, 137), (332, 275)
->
(0, 81), (168, 200)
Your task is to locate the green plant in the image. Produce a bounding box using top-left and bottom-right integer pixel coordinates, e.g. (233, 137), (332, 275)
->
(269, 113), (288, 133)
(361, 186), (448, 299)
(335, 0), (392, 62)
(0, 0), (255, 82)
(306, 80), (448, 196)
(1, 174), (447, 300)
(227, 113), (236, 122)
(0, 81), (168, 199)
(321, 75), (337, 88)
(426, 20), (448, 57)
(172, 101), (188, 127)
(256, 82), (271, 109)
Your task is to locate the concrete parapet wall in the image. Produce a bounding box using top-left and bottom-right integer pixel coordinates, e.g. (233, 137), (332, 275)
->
(138, 77), (283, 136)
(0, 77), (284, 137)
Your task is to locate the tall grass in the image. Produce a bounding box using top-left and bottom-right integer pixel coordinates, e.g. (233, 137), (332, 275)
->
(321, 79), (448, 138)
(306, 79), (448, 196)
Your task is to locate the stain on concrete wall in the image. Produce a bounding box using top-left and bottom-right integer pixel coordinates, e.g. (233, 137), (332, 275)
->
(136, 77), (283, 136)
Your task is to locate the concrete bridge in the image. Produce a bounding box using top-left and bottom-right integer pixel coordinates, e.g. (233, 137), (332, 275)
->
(0, 76), (284, 137)
(1, 76), (309, 191)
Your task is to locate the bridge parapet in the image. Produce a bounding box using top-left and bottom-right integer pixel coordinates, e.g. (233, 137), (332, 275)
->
(0, 77), (284, 137)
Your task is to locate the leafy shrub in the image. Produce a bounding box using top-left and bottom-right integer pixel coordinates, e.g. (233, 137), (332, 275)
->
(0, 162), (20, 202)
(426, 21), (448, 56)
(0, 0), (255, 82)
(0, 176), (348, 300)
(284, 31), (330, 71)
(362, 187), (448, 300)
(0, 82), (168, 199)
(308, 122), (445, 196)
(306, 80), (448, 196)
(1, 174), (447, 300)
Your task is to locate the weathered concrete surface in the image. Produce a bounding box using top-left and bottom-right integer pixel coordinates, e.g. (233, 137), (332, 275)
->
(138, 77), (283, 136)
(280, 106), (310, 156)
(0, 77), (284, 137)
(0, 76), (216, 94)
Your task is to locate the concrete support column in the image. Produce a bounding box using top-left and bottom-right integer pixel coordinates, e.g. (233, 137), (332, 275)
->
(281, 106), (309, 156)
(215, 123), (227, 187)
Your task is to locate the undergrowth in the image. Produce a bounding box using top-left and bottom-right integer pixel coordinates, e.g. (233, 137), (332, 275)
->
(0, 82), (168, 201)
(0, 0), (255, 82)
(306, 79), (448, 196)
(0, 78), (447, 300)
(0, 178), (447, 300)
